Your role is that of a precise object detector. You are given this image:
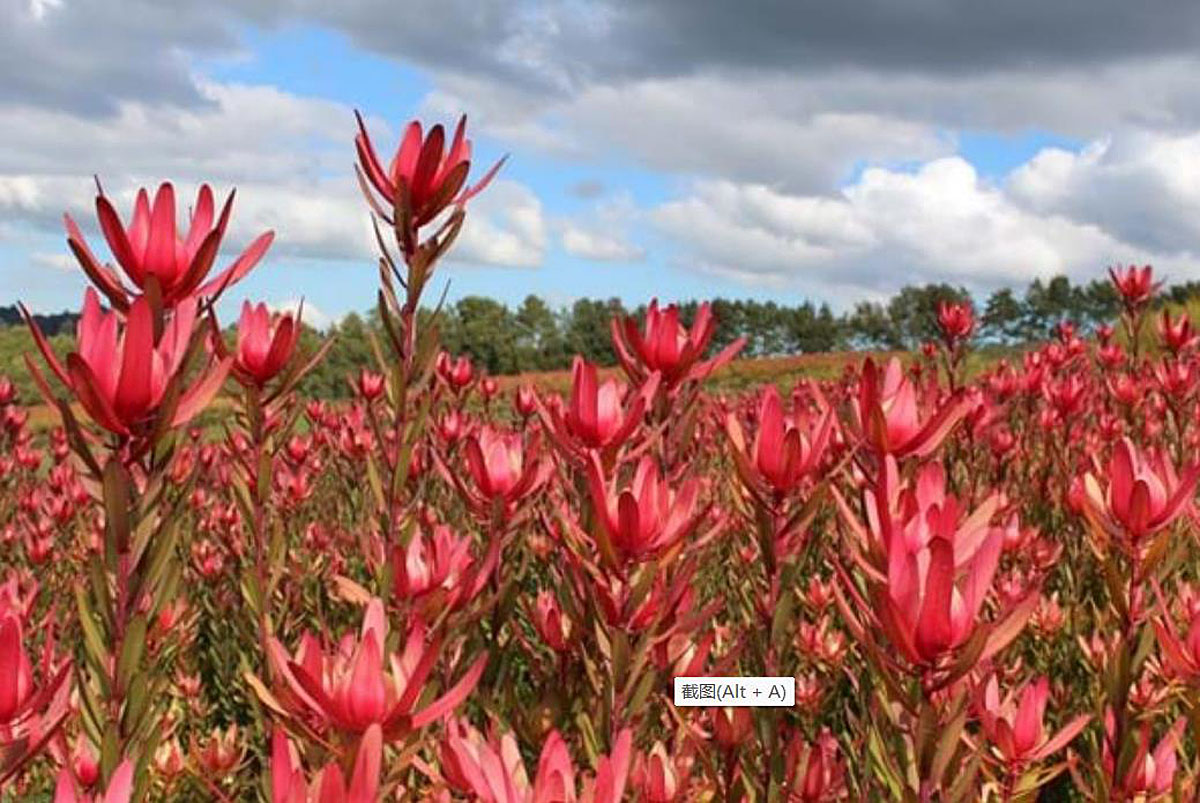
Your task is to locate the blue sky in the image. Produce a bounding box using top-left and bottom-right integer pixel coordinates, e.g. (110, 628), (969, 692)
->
(4, 1), (1200, 327)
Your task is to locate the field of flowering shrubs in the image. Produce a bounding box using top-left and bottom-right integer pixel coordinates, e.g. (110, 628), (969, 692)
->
(4, 111), (1200, 803)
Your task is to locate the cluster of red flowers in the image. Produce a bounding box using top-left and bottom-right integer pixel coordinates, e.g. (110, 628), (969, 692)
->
(3, 110), (1200, 803)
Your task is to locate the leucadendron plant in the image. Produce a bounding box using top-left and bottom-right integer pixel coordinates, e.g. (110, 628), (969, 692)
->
(22, 180), (271, 800)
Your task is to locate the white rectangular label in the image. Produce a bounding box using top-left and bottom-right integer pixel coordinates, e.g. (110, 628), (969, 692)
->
(673, 676), (795, 707)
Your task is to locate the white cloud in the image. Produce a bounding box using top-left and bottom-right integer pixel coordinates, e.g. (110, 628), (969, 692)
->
(652, 154), (1195, 301)
(269, 297), (332, 330)
(1008, 131), (1200, 256)
(450, 180), (547, 268)
(560, 223), (645, 261)
(0, 80), (548, 279)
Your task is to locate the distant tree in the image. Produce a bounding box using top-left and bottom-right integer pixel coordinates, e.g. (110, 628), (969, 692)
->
(515, 294), (567, 370)
(980, 288), (1025, 344)
(454, 296), (519, 374)
(566, 298), (624, 365)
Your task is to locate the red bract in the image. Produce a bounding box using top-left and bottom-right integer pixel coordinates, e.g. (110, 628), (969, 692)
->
(354, 113), (503, 226)
(438, 722), (632, 803)
(260, 598), (485, 741)
(453, 427), (547, 519)
(69, 182), (272, 310)
(271, 725), (381, 803)
(53, 759), (132, 803)
(975, 675), (1089, 765)
(849, 358), (968, 459)
(725, 384), (834, 498)
(586, 453), (705, 563)
(0, 614), (71, 785)
(233, 302), (300, 387)
(542, 358), (658, 458)
(24, 289), (231, 438)
(1109, 264), (1157, 309)
(936, 300), (974, 345)
(612, 300), (745, 389)
(1158, 309), (1197, 353)
(1079, 438), (1200, 545)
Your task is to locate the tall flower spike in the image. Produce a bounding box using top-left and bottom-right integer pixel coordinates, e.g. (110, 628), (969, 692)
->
(354, 112), (505, 227)
(67, 181), (273, 310)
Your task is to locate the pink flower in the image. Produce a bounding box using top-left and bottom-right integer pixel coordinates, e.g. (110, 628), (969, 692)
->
(233, 302), (300, 388)
(726, 384), (834, 497)
(69, 182), (272, 310)
(849, 358), (969, 459)
(612, 300), (744, 389)
(586, 453), (705, 563)
(1080, 438), (1200, 544)
(975, 675), (1090, 765)
(355, 113), (504, 228)
(24, 289), (231, 438)
(260, 598), (485, 741)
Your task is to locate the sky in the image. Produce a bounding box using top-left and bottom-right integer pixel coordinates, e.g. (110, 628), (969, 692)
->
(4, 0), (1200, 329)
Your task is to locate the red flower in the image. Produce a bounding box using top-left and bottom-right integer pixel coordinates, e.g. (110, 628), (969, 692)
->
(1158, 309), (1198, 353)
(391, 524), (496, 617)
(849, 358), (969, 459)
(271, 725), (381, 803)
(586, 453), (705, 563)
(975, 675), (1090, 765)
(612, 300), (745, 389)
(53, 758), (132, 803)
(260, 598), (485, 741)
(1109, 264), (1157, 309)
(1080, 438), (1200, 545)
(936, 301), (974, 345)
(543, 358), (658, 459)
(354, 113), (504, 227)
(725, 384), (834, 497)
(68, 182), (272, 310)
(354, 369), (386, 402)
(438, 723), (632, 803)
(783, 729), (847, 802)
(1155, 611), (1200, 682)
(1, 613), (71, 786)
(233, 302), (300, 387)
(836, 460), (1030, 670)
(450, 426), (548, 519)
(24, 289), (230, 439)
(531, 591), (572, 653)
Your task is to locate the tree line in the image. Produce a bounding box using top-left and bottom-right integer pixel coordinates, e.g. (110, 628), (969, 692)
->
(4, 273), (1200, 401)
